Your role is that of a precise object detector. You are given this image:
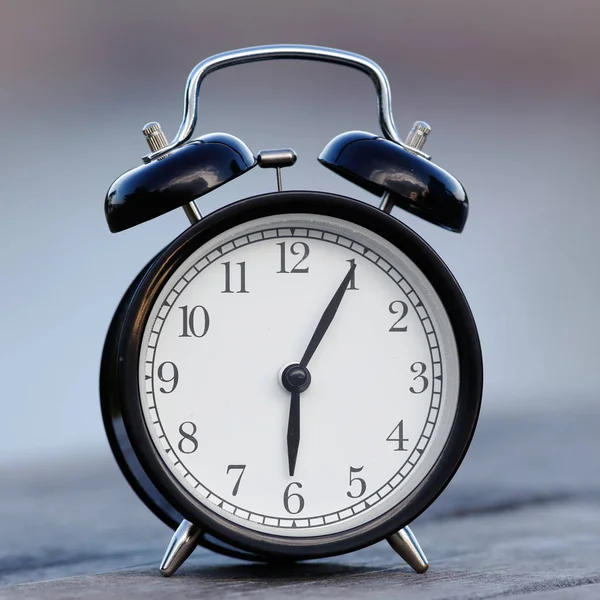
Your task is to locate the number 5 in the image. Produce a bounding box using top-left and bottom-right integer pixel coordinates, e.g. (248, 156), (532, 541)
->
(347, 465), (367, 498)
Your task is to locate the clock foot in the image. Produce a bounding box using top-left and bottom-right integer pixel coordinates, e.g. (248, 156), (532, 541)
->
(160, 519), (204, 577)
(387, 526), (429, 573)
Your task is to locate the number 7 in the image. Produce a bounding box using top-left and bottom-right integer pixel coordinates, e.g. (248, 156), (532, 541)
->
(226, 464), (246, 496)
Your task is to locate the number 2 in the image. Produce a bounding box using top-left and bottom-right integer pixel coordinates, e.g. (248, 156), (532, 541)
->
(389, 301), (408, 332)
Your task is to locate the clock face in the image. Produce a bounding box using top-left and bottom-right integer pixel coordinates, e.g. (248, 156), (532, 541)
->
(138, 212), (460, 538)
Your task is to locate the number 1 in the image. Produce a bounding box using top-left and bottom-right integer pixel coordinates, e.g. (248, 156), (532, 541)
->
(346, 259), (358, 290)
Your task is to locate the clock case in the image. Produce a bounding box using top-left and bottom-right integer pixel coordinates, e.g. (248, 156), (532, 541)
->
(101, 190), (482, 562)
(100, 44), (483, 571)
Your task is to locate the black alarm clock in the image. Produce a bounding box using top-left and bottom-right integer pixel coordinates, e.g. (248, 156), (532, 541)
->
(100, 45), (483, 577)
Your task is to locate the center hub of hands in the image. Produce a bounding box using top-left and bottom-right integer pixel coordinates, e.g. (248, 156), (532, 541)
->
(281, 363), (311, 393)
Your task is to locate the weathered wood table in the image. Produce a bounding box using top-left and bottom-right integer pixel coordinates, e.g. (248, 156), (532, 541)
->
(2, 403), (599, 598)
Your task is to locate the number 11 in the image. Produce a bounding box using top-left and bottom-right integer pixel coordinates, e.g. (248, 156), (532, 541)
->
(222, 261), (249, 294)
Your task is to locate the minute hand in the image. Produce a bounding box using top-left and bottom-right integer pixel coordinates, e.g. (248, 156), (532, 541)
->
(300, 261), (356, 368)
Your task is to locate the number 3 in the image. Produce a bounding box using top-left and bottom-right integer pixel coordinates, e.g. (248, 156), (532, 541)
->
(409, 362), (429, 394)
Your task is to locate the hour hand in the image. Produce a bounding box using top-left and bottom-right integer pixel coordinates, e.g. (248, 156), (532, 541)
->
(300, 260), (356, 368)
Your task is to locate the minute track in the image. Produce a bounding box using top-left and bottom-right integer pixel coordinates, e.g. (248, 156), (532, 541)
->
(140, 220), (446, 533)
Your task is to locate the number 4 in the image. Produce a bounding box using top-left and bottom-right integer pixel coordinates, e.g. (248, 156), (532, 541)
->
(386, 420), (409, 451)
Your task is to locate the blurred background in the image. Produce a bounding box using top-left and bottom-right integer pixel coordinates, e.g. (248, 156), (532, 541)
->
(1, 0), (598, 463)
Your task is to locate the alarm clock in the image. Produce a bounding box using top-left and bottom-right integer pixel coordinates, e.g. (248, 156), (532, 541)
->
(100, 45), (483, 577)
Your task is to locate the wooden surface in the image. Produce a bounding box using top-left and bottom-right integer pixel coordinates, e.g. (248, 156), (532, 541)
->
(1, 403), (599, 598)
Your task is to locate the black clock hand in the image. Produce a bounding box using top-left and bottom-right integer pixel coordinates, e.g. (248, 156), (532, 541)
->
(286, 390), (300, 477)
(282, 365), (311, 477)
(300, 260), (357, 368)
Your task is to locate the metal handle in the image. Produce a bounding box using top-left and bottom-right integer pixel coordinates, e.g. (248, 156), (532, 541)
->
(143, 44), (429, 162)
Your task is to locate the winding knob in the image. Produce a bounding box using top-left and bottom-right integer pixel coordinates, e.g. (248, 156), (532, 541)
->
(142, 122), (169, 153)
(404, 121), (431, 152)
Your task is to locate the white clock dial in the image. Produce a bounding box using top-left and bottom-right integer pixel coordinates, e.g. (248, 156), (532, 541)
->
(139, 213), (459, 537)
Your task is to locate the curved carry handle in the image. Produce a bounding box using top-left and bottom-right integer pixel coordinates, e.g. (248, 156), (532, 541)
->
(143, 44), (430, 163)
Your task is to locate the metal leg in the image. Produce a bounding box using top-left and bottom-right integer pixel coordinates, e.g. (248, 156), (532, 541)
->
(387, 526), (429, 573)
(160, 519), (204, 577)
(379, 190), (393, 213)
